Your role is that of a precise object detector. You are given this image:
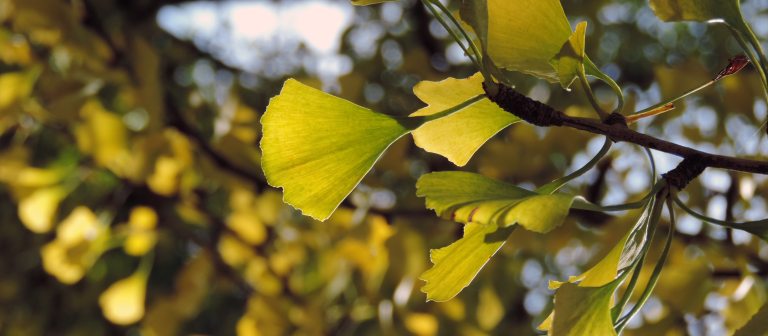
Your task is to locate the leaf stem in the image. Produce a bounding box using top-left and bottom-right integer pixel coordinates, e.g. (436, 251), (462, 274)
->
(578, 70), (609, 120)
(615, 197), (675, 333)
(421, 0), (487, 78)
(407, 94), (486, 125)
(584, 57), (625, 115)
(537, 136), (612, 194)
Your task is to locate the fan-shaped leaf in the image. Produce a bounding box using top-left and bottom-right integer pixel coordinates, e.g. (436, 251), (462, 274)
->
(552, 21), (588, 89)
(261, 79), (412, 220)
(484, 0), (572, 81)
(411, 73), (520, 166)
(419, 222), (515, 302)
(551, 282), (619, 336)
(416, 171), (575, 233)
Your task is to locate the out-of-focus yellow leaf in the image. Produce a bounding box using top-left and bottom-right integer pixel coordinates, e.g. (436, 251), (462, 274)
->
(18, 186), (66, 233)
(405, 313), (438, 336)
(142, 253), (213, 336)
(410, 73), (519, 166)
(219, 233), (256, 267)
(227, 211), (267, 246)
(124, 206), (158, 256)
(147, 156), (182, 196)
(477, 284), (504, 330)
(99, 271), (148, 325)
(76, 100), (131, 175)
(237, 296), (288, 336)
(0, 69), (39, 109)
(0, 29), (33, 65)
(244, 258), (282, 296)
(40, 206), (108, 284)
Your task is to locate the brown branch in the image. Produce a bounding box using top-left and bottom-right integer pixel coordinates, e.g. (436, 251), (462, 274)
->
(484, 82), (768, 177)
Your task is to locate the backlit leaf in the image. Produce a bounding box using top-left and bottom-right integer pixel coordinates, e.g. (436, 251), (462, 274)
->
(649, 0), (742, 23)
(551, 282), (618, 336)
(416, 171), (575, 233)
(552, 21), (588, 89)
(410, 73), (520, 166)
(419, 222), (515, 302)
(260, 79), (412, 220)
(485, 0), (572, 81)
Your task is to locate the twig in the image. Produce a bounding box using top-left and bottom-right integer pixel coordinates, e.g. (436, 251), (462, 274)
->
(484, 82), (768, 176)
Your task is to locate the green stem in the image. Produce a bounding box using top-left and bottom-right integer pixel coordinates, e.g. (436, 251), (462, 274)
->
(406, 94), (486, 126)
(584, 57), (625, 115)
(537, 136), (612, 194)
(571, 180), (667, 213)
(612, 251), (646, 321)
(428, 0), (484, 69)
(727, 25), (768, 104)
(631, 79), (716, 117)
(579, 69), (609, 120)
(672, 195), (768, 228)
(615, 197), (675, 334)
(421, 0), (484, 75)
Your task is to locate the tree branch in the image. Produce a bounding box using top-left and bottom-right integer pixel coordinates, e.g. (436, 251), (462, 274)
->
(484, 82), (768, 176)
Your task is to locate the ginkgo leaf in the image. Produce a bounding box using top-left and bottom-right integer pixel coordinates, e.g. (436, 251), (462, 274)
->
(551, 21), (588, 90)
(550, 202), (654, 289)
(18, 186), (67, 233)
(550, 230), (630, 290)
(649, 0), (742, 24)
(99, 271), (148, 325)
(416, 171), (575, 233)
(484, 0), (572, 81)
(551, 282), (619, 336)
(419, 222), (515, 302)
(261, 79), (412, 221)
(649, 0), (760, 79)
(410, 73), (520, 166)
(735, 303), (768, 336)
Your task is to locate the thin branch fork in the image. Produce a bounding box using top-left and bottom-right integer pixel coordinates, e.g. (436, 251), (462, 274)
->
(484, 82), (768, 177)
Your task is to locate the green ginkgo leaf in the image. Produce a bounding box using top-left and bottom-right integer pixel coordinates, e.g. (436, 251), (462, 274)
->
(550, 201), (655, 289)
(550, 229), (630, 290)
(260, 79), (412, 220)
(484, 0), (572, 82)
(551, 21), (588, 90)
(551, 282), (619, 336)
(410, 73), (520, 166)
(416, 171), (575, 233)
(419, 222), (515, 302)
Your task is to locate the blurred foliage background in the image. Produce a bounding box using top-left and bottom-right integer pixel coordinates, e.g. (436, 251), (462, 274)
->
(1, 0), (768, 335)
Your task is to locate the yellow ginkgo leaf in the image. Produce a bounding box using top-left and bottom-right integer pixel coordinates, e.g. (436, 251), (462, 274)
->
(261, 79), (412, 220)
(40, 206), (109, 284)
(99, 271), (149, 325)
(18, 186), (67, 233)
(404, 313), (438, 336)
(227, 211), (267, 246)
(124, 206), (158, 256)
(410, 73), (519, 166)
